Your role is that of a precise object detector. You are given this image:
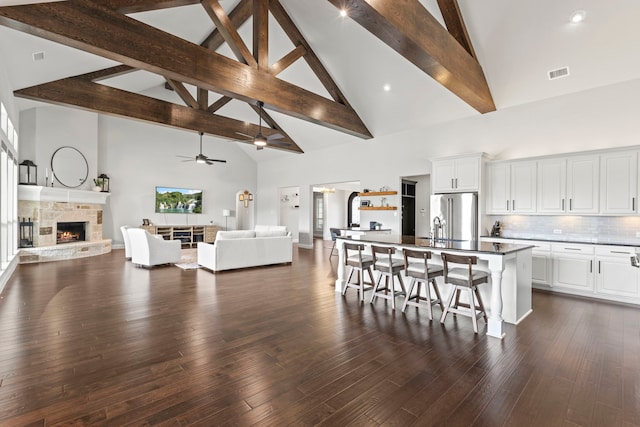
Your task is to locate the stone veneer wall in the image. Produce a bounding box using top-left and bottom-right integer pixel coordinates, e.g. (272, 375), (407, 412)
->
(18, 201), (104, 247)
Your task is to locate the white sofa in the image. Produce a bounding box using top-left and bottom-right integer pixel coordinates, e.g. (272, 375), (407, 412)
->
(197, 225), (292, 272)
(128, 228), (182, 267)
(120, 225), (132, 259)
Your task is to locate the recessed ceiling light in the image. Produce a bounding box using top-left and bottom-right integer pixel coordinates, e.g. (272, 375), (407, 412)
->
(339, 9), (347, 17)
(32, 51), (45, 62)
(383, 84), (391, 92)
(569, 10), (586, 24)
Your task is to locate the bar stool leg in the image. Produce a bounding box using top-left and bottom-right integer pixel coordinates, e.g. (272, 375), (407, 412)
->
(342, 267), (355, 296)
(440, 286), (458, 324)
(431, 278), (444, 311)
(401, 277), (417, 312)
(469, 288), (478, 333)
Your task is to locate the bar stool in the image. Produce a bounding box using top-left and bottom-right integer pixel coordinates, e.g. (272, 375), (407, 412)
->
(369, 245), (406, 310)
(342, 242), (375, 302)
(439, 252), (489, 333)
(401, 248), (444, 320)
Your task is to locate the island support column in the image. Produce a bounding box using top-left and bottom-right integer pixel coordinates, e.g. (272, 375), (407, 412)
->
(334, 238), (346, 293)
(487, 256), (506, 339)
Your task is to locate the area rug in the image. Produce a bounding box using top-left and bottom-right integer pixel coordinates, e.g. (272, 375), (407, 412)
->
(175, 249), (200, 270)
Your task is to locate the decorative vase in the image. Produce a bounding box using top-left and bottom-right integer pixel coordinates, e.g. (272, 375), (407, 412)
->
(93, 186), (102, 192)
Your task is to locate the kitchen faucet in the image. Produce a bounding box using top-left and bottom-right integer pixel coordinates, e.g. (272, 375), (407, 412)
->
(432, 216), (443, 241)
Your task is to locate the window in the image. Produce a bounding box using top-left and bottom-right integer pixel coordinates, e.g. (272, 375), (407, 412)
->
(0, 98), (18, 274)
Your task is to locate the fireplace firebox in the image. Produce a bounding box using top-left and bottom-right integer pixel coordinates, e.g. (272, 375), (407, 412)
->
(56, 221), (87, 244)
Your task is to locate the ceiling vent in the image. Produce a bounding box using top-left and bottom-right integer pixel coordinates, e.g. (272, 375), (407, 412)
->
(548, 67), (570, 80)
(32, 51), (45, 62)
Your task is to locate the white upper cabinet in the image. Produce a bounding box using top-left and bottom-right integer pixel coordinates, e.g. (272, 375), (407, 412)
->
(566, 155), (599, 214)
(599, 150), (637, 214)
(510, 161), (537, 213)
(537, 158), (567, 213)
(486, 163), (510, 214)
(486, 161), (536, 214)
(432, 155), (481, 193)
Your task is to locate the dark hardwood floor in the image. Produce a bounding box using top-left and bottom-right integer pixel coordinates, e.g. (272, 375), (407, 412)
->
(0, 241), (639, 426)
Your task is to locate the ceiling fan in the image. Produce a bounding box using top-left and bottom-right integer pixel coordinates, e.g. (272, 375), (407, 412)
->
(177, 132), (227, 165)
(235, 101), (285, 150)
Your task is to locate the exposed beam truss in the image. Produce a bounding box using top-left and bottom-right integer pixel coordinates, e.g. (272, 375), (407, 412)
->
(15, 73), (303, 153)
(0, 0), (372, 142)
(327, 0), (495, 113)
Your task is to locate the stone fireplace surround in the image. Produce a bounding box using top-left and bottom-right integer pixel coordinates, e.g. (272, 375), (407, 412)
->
(18, 186), (111, 263)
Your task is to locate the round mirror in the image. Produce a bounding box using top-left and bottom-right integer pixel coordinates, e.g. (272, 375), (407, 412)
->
(51, 146), (89, 188)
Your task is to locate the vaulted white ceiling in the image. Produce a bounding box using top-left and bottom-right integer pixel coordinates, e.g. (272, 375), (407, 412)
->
(0, 0), (639, 161)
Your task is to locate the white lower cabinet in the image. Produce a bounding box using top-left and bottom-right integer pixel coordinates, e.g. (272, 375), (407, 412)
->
(595, 247), (640, 298)
(552, 244), (595, 292)
(531, 243), (552, 287)
(481, 237), (640, 304)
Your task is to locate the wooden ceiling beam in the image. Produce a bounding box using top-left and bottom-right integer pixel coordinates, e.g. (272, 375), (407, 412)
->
(0, 0), (372, 138)
(270, 45), (306, 76)
(197, 88), (209, 110)
(253, 0), (269, 71)
(270, 0), (352, 108)
(200, 0), (252, 51)
(14, 77), (303, 153)
(79, 64), (137, 82)
(436, 0), (476, 59)
(201, 0), (257, 67)
(208, 95), (232, 113)
(327, 0), (495, 113)
(102, 0), (200, 14)
(165, 78), (199, 109)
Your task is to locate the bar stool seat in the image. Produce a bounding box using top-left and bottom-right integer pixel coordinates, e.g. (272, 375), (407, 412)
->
(369, 245), (406, 310)
(401, 249), (444, 319)
(439, 252), (489, 333)
(342, 242), (375, 302)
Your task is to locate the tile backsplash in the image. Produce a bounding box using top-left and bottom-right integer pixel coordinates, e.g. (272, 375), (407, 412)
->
(487, 215), (640, 245)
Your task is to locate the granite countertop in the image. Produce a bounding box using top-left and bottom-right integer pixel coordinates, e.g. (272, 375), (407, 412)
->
(339, 234), (533, 255)
(480, 235), (640, 248)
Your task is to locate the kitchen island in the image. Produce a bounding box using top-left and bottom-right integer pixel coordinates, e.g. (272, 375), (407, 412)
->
(335, 235), (533, 339)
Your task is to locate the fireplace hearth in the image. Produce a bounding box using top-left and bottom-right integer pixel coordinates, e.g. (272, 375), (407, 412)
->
(57, 221), (87, 244)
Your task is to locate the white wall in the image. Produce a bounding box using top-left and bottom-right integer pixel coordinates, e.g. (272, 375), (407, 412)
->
(256, 79), (640, 246)
(19, 106), (99, 188)
(278, 186), (299, 241)
(98, 116), (257, 243)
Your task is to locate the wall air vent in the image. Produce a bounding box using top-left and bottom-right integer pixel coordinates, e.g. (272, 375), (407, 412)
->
(548, 67), (570, 80)
(32, 51), (45, 62)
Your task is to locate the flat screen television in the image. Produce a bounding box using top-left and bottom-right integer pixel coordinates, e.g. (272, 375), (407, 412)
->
(155, 186), (203, 214)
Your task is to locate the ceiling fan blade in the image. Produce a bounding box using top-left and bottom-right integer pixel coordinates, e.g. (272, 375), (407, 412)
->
(204, 157), (227, 163)
(176, 155), (193, 159)
(235, 131), (253, 139)
(266, 133), (283, 141)
(181, 159), (194, 162)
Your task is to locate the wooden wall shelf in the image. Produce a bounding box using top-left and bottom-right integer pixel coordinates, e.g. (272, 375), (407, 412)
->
(358, 191), (398, 196)
(359, 206), (398, 211)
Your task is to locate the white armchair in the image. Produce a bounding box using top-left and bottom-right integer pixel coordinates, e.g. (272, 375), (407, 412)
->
(127, 228), (182, 267)
(120, 225), (132, 259)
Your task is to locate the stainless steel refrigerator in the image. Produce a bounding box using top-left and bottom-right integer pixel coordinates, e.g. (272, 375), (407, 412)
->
(430, 193), (478, 241)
